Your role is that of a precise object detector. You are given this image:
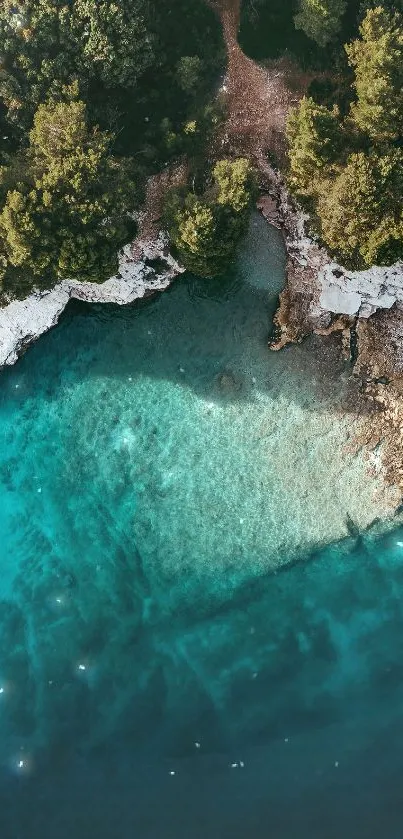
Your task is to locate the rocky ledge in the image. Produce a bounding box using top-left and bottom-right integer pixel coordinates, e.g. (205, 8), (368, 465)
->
(0, 233), (183, 367)
(257, 186), (403, 348)
(258, 182), (403, 492)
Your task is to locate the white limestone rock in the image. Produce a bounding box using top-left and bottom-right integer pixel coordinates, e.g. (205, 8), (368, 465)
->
(272, 177), (403, 324)
(0, 233), (183, 367)
(319, 262), (403, 318)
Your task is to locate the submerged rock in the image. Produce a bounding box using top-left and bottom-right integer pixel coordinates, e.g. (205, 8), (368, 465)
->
(216, 370), (243, 395)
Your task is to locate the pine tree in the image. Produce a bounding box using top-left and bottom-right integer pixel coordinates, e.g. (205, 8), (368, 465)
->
(165, 159), (255, 277)
(286, 97), (342, 200)
(346, 6), (403, 141)
(0, 95), (137, 289)
(294, 0), (347, 47)
(317, 149), (403, 267)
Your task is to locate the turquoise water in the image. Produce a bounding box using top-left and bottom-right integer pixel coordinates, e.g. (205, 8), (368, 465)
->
(0, 215), (403, 836)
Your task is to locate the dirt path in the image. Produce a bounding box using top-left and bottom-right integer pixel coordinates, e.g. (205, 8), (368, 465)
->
(134, 0), (308, 250)
(213, 0), (310, 169)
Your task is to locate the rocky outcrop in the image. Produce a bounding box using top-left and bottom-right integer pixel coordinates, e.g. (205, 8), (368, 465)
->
(258, 181), (403, 492)
(0, 233), (183, 367)
(258, 183), (403, 350)
(319, 262), (403, 319)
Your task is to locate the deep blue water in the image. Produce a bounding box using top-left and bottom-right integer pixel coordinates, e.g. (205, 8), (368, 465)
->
(0, 217), (403, 837)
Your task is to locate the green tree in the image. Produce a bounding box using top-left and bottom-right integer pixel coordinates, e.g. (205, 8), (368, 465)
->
(0, 96), (137, 289)
(175, 56), (203, 94)
(317, 148), (403, 266)
(346, 6), (403, 141)
(214, 158), (257, 212)
(294, 0), (347, 46)
(168, 196), (230, 276)
(286, 97), (343, 199)
(0, 0), (156, 124)
(74, 0), (156, 88)
(165, 159), (255, 277)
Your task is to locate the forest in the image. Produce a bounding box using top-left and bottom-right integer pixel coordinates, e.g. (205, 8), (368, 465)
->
(0, 0), (226, 293)
(242, 0), (402, 268)
(0, 0), (401, 294)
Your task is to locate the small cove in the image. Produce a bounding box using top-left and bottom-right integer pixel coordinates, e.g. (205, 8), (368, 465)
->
(0, 214), (403, 836)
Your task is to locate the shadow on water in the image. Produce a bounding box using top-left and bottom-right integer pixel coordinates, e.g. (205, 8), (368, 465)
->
(3, 214), (368, 420)
(2, 525), (403, 837)
(0, 213), (401, 837)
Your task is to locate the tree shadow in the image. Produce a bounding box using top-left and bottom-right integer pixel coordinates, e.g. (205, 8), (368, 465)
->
(1, 212), (373, 425)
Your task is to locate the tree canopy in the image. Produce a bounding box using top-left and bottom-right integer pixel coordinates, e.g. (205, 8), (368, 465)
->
(317, 148), (403, 265)
(286, 97), (343, 199)
(0, 0), (156, 127)
(294, 0), (347, 46)
(346, 6), (403, 141)
(165, 159), (256, 277)
(0, 0), (224, 293)
(286, 4), (403, 268)
(0, 94), (137, 292)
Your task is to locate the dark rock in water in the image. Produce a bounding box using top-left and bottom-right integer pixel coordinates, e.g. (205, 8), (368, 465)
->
(346, 514), (360, 538)
(216, 370), (243, 395)
(65, 572), (77, 590)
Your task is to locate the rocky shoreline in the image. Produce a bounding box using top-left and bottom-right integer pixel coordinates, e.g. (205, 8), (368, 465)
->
(258, 176), (403, 493)
(0, 168), (402, 493)
(259, 185), (403, 349)
(0, 233), (183, 367)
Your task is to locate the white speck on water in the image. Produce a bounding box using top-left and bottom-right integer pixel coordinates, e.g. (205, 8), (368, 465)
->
(252, 377), (256, 384)
(18, 760), (24, 769)
(15, 384), (19, 389)
(195, 742), (201, 749)
(396, 541), (403, 547)
(252, 672), (258, 679)
(169, 770), (176, 776)
(179, 367), (185, 374)
(239, 518), (244, 524)
(37, 488), (42, 493)
(230, 762), (238, 769)
(128, 377), (132, 382)
(56, 598), (61, 604)
(334, 761), (339, 768)
(284, 738), (289, 743)
(78, 664), (86, 671)
(0, 687), (4, 695)
(239, 761), (245, 768)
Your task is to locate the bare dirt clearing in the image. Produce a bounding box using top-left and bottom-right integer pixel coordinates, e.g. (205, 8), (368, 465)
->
(212, 0), (312, 167)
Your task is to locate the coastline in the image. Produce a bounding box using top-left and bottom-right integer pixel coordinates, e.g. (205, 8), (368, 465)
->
(257, 173), (403, 494)
(0, 139), (401, 500)
(0, 232), (184, 368)
(258, 179), (403, 349)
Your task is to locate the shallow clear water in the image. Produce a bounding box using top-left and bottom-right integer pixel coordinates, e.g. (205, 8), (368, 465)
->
(0, 216), (403, 837)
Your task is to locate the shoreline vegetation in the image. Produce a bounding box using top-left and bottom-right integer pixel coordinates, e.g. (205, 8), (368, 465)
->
(0, 0), (400, 295)
(0, 1), (402, 493)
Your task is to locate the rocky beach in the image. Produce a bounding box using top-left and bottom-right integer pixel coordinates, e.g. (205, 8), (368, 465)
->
(258, 179), (403, 492)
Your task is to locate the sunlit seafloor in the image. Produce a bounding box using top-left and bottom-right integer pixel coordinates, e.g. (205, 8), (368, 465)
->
(0, 215), (403, 837)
